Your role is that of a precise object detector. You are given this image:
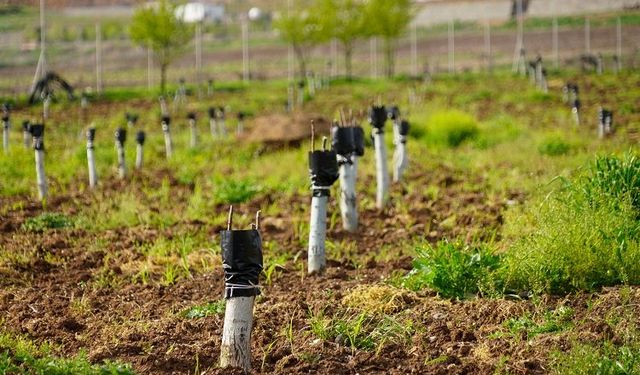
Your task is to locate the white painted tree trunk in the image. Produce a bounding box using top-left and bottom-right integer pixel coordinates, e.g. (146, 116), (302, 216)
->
(218, 119), (227, 137)
(2, 121), (8, 153)
(338, 157), (357, 232)
(43, 97), (50, 121)
(572, 108), (580, 126)
(210, 118), (217, 137)
(189, 119), (197, 148)
(23, 130), (31, 149)
(135, 144), (143, 169)
(237, 120), (243, 136)
(373, 129), (389, 209)
(116, 144), (126, 179)
(393, 124), (408, 183)
(35, 149), (47, 200)
(87, 146), (97, 188)
(308, 195), (327, 274)
(220, 296), (255, 372)
(163, 131), (173, 159)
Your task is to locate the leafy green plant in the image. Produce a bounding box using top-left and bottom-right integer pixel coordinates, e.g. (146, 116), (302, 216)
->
(22, 212), (72, 232)
(538, 135), (572, 156)
(213, 179), (260, 204)
(181, 301), (225, 319)
(553, 342), (640, 374)
(426, 110), (479, 147)
(504, 306), (574, 339)
(501, 153), (640, 295)
(400, 240), (501, 299)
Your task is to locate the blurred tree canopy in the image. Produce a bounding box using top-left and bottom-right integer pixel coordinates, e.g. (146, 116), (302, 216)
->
(276, 0), (412, 79)
(129, 0), (192, 93)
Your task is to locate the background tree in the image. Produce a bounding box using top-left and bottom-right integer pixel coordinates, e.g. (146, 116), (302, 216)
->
(274, 8), (323, 80)
(130, 0), (191, 93)
(365, 0), (412, 78)
(316, 0), (368, 80)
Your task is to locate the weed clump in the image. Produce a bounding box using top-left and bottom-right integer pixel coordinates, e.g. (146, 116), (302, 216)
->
(22, 213), (72, 232)
(501, 153), (640, 295)
(426, 110), (479, 147)
(342, 285), (413, 315)
(538, 134), (572, 156)
(400, 240), (501, 299)
(181, 301), (225, 319)
(213, 178), (260, 204)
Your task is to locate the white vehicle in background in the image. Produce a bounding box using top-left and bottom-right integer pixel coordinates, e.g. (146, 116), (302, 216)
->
(175, 2), (225, 23)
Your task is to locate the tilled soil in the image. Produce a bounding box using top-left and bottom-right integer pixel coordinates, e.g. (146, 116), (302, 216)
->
(0, 158), (634, 374)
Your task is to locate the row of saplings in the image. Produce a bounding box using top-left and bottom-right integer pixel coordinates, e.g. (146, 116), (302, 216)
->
(3, 98), (409, 371)
(0, 102), (247, 200)
(221, 104), (409, 371)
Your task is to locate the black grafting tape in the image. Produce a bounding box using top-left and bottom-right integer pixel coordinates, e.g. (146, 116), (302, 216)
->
(399, 120), (410, 136)
(352, 126), (365, 157)
(87, 128), (96, 142)
(22, 120), (30, 132)
(208, 107), (216, 118)
(572, 99), (581, 110)
(331, 125), (355, 156)
(30, 124), (44, 150)
(309, 150), (339, 195)
(387, 106), (400, 121)
(126, 113), (138, 123)
(187, 112), (196, 121)
(161, 115), (171, 125)
(369, 105), (387, 129)
(115, 128), (127, 144)
(238, 112), (246, 120)
(1, 115), (8, 123)
(136, 131), (146, 145)
(220, 229), (263, 299)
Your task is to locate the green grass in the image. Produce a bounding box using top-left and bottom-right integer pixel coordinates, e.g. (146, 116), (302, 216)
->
(503, 306), (574, 339)
(399, 240), (501, 299)
(538, 134), (573, 156)
(0, 331), (134, 374)
(22, 212), (72, 232)
(180, 301), (225, 319)
(424, 110), (479, 148)
(501, 153), (640, 295)
(553, 342), (640, 375)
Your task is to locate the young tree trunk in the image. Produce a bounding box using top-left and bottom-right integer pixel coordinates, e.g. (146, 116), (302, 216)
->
(384, 38), (395, 78)
(294, 45), (307, 81)
(344, 44), (353, 80)
(160, 62), (168, 94)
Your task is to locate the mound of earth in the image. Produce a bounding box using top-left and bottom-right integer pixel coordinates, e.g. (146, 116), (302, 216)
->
(242, 112), (331, 146)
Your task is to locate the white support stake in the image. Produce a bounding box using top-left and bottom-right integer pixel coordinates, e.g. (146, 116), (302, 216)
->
(220, 296), (255, 371)
(373, 128), (389, 209)
(392, 122), (408, 183)
(86, 131), (97, 188)
(338, 156), (357, 232)
(308, 195), (328, 274)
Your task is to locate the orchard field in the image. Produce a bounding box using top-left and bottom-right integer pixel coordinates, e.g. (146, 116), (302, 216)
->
(0, 69), (640, 374)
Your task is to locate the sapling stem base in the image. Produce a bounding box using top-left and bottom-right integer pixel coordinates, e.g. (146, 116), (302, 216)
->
(189, 119), (197, 148)
(163, 132), (173, 159)
(135, 144), (143, 169)
(87, 147), (98, 188)
(308, 195), (328, 274)
(373, 129), (389, 209)
(35, 149), (47, 200)
(116, 144), (126, 179)
(210, 118), (217, 137)
(220, 296), (255, 372)
(338, 158), (357, 232)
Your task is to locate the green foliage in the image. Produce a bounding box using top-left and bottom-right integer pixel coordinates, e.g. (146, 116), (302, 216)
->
(426, 110), (479, 147)
(503, 306), (573, 339)
(22, 213), (72, 232)
(0, 332), (133, 374)
(538, 134), (572, 156)
(474, 115), (521, 149)
(181, 301), (225, 319)
(213, 178), (260, 204)
(364, 0), (412, 77)
(400, 240), (501, 299)
(501, 154), (640, 295)
(129, 0), (191, 92)
(553, 342), (640, 374)
(273, 7), (322, 78)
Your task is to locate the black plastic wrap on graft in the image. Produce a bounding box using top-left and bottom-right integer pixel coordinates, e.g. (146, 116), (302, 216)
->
(187, 112), (196, 121)
(29, 124), (44, 150)
(387, 106), (400, 121)
(220, 229), (263, 299)
(1, 114), (8, 123)
(218, 107), (225, 118)
(308, 150), (339, 196)
(161, 116), (171, 132)
(208, 107), (216, 119)
(352, 127), (365, 157)
(86, 128), (96, 143)
(237, 112), (246, 121)
(22, 120), (30, 132)
(126, 113), (138, 124)
(369, 105), (387, 129)
(572, 99), (581, 110)
(331, 125), (355, 156)
(399, 120), (410, 137)
(136, 131), (146, 145)
(115, 128), (127, 144)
